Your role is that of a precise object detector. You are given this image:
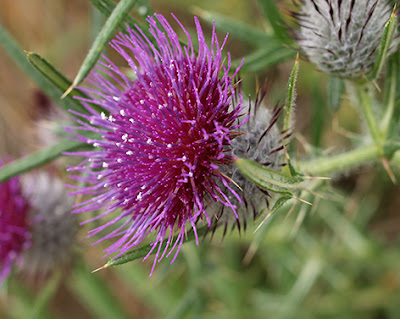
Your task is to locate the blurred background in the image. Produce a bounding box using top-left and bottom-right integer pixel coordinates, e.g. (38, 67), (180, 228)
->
(1, 0), (400, 318)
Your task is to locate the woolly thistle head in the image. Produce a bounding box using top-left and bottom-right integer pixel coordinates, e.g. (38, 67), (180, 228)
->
(0, 166), (31, 283)
(293, 0), (399, 78)
(66, 14), (245, 273)
(20, 172), (77, 277)
(206, 86), (288, 236)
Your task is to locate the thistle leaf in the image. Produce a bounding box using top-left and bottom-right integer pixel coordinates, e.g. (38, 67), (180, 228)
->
(65, 0), (138, 96)
(90, 0), (141, 31)
(194, 8), (275, 47)
(382, 53), (399, 138)
(284, 54), (299, 135)
(68, 260), (130, 319)
(26, 52), (88, 114)
(0, 140), (86, 183)
(256, 0), (292, 45)
(234, 46), (295, 72)
(235, 158), (304, 195)
(99, 227), (208, 269)
(368, 6), (397, 81)
(30, 271), (62, 319)
(327, 76), (344, 112)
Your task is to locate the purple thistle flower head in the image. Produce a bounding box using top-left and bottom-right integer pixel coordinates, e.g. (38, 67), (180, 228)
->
(67, 14), (245, 273)
(0, 165), (31, 282)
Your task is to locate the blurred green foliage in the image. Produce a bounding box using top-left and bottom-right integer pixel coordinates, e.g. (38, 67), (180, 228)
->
(1, 1), (400, 319)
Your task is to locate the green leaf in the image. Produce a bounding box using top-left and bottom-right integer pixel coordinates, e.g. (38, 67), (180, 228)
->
(65, 0), (138, 95)
(90, 0), (142, 31)
(256, 0), (292, 45)
(368, 7), (397, 81)
(30, 272), (62, 319)
(235, 158), (304, 195)
(68, 261), (130, 319)
(0, 140), (86, 183)
(234, 46), (296, 72)
(326, 76), (344, 112)
(98, 226), (208, 269)
(7, 281), (55, 319)
(284, 54), (299, 134)
(26, 52), (88, 114)
(319, 208), (372, 257)
(195, 8), (275, 47)
(382, 54), (399, 138)
(244, 195), (291, 263)
(311, 80), (325, 148)
(91, 0), (186, 48)
(0, 22), (72, 110)
(164, 288), (197, 319)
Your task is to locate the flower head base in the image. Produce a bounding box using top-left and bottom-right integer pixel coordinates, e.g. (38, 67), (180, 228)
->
(67, 14), (244, 272)
(294, 0), (398, 78)
(207, 86), (288, 236)
(0, 167), (31, 282)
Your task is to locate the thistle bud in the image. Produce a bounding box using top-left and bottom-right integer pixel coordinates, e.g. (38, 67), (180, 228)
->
(20, 172), (77, 277)
(208, 88), (288, 235)
(295, 0), (398, 78)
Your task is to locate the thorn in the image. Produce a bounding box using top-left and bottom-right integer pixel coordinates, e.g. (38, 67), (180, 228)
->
(251, 206), (269, 226)
(302, 175), (331, 180)
(219, 170), (243, 191)
(61, 84), (75, 99)
(243, 244), (257, 265)
(284, 201), (297, 221)
(382, 157), (397, 184)
(92, 263), (109, 273)
(254, 209), (274, 233)
(293, 196), (312, 206)
(332, 115), (358, 139)
(372, 80), (381, 93)
(282, 135), (291, 162)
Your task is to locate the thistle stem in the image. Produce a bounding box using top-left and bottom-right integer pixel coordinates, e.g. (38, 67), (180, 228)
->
(381, 57), (398, 137)
(299, 144), (380, 176)
(354, 83), (384, 154)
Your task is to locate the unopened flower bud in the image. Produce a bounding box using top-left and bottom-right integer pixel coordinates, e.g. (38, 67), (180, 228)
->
(295, 0), (398, 78)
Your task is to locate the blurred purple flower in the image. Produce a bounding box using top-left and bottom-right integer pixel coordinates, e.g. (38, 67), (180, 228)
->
(0, 166), (31, 282)
(66, 14), (245, 272)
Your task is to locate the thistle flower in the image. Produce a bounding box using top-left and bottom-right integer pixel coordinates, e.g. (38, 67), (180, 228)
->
(67, 14), (244, 272)
(21, 172), (77, 277)
(294, 0), (399, 78)
(208, 87), (288, 235)
(0, 167), (31, 282)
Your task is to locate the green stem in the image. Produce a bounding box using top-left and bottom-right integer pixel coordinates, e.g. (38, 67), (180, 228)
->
(354, 83), (383, 153)
(381, 56), (398, 137)
(30, 271), (62, 319)
(299, 144), (380, 176)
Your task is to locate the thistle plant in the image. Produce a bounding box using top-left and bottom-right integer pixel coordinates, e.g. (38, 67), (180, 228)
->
(1, 0), (400, 318)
